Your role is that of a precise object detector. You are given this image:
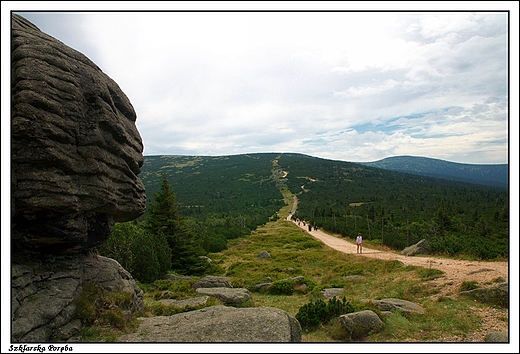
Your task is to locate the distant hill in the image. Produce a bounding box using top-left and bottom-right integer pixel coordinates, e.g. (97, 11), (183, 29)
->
(359, 156), (508, 189)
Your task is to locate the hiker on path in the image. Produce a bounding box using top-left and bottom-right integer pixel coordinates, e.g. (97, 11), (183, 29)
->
(356, 233), (363, 254)
(308, 223), (312, 232)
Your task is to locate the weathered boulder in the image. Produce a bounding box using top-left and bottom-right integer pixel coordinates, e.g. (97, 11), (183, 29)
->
(401, 239), (431, 256)
(11, 254), (144, 342)
(192, 276), (232, 289)
(339, 310), (384, 340)
(11, 13), (146, 254)
(459, 283), (508, 308)
(360, 298), (425, 317)
(195, 287), (253, 306)
(257, 250), (271, 258)
(117, 305), (302, 342)
(321, 288), (345, 300)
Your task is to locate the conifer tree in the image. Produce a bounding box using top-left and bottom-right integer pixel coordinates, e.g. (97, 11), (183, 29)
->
(145, 174), (208, 275)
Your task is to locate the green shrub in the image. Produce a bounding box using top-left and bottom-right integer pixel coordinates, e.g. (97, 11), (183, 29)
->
(75, 282), (135, 329)
(267, 280), (294, 295)
(295, 296), (354, 329)
(417, 268), (445, 280)
(96, 222), (172, 284)
(460, 281), (479, 291)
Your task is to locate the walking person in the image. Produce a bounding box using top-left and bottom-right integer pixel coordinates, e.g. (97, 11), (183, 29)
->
(356, 233), (363, 254)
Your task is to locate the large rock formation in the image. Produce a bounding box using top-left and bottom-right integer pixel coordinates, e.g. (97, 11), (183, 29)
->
(117, 305), (302, 342)
(11, 254), (144, 342)
(11, 13), (146, 342)
(11, 13), (146, 254)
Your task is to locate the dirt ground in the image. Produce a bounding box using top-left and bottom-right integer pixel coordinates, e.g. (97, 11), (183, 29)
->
(287, 215), (510, 342)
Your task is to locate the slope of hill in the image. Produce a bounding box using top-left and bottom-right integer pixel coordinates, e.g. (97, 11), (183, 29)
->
(139, 153), (509, 259)
(359, 156), (508, 188)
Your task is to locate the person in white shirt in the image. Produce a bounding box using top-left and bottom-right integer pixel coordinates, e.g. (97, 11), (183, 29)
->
(356, 233), (363, 254)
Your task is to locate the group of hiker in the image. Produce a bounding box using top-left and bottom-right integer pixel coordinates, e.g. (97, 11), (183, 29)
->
(291, 215), (363, 253)
(294, 217), (318, 231)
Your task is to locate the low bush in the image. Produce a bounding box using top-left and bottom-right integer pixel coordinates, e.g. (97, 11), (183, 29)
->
(295, 296), (354, 329)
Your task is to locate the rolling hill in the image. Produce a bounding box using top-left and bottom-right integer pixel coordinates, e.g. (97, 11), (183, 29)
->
(138, 153), (509, 259)
(359, 155), (508, 188)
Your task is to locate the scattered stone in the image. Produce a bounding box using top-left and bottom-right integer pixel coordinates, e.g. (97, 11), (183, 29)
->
(284, 276), (305, 283)
(257, 251), (271, 258)
(484, 331), (508, 342)
(340, 310), (384, 340)
(401, 239), (431, 256)
(255, 283), (272, 292)
(192, 276), (232, 289)
(159, 291), (173, 299)
(467, 267), (495, 275)
(459, 283), (508, 307)
(360, 298), (425, 317)
(321, 288), (345, 299)
(159, 296), (209, 309)
(493, 276), (507, 283)
(195, 287), (252, 306)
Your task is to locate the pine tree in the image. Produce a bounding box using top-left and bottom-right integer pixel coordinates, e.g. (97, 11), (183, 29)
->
(145, 174), (208, 275)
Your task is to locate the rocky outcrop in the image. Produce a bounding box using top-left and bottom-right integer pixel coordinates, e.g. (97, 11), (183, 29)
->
(11, 254), (144, 342)
(401, 239), (431, 256)
(10, 14), (146, 342)
(11, 13), (146, 254)
(459, 283), (508, 308)
(117, 305), (302, 342)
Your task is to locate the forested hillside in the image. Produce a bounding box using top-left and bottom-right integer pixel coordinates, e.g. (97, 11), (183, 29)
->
(139, 153), (509, 260)
(139, 154), (285, 253)
(277, 154), (508, 259)
(360, 155), (508, 188)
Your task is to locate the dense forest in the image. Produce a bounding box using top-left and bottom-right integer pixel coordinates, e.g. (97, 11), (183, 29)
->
(277, 154), (508, 259)
(98, 153), (509, 283)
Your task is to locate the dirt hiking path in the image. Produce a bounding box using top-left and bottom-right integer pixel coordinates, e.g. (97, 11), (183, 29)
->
(286, 211), (509, 342)
(286, 214), (508, 298)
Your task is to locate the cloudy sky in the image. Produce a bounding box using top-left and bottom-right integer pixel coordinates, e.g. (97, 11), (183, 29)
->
(2, 4), (519, 352)
(4, 3), (517, 165)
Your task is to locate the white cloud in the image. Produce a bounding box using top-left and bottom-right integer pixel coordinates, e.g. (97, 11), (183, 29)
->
(7, 9), (513, 164)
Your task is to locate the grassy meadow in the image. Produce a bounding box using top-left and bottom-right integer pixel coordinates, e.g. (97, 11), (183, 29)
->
(82, 192), (505, 343)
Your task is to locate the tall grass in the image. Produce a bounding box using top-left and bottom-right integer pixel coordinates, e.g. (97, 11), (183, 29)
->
(207, 216), (489, 342)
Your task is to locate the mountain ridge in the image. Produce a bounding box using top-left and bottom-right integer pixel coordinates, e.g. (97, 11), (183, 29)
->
(358, 155), (508, 188)
(142, 153), (508, 189)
